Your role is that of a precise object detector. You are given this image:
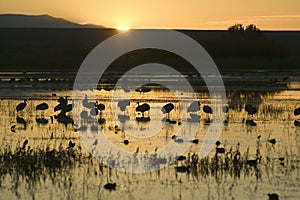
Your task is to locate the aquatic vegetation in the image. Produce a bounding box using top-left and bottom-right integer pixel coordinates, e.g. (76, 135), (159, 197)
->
(0, 134), (298, 199)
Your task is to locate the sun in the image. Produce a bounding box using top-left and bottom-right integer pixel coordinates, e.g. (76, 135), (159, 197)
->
(116, 25), (130, 31)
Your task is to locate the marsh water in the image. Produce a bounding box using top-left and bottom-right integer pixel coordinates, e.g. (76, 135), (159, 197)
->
(0, 71), (300, 200)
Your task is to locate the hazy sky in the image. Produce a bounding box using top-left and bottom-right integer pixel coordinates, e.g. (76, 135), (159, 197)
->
(1, 0), (300, 30)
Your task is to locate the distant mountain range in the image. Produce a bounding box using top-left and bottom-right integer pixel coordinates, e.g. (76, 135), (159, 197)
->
(0, 14), (104, 28)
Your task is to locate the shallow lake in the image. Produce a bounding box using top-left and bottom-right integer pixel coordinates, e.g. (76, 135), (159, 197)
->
(0, 71), (300, 199)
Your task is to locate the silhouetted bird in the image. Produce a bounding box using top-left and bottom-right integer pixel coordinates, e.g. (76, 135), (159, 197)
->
(203, 105), (213, 114)
(245, 104), (257, 115)
(104, 183), (116, 191)
(117, 100), (130, 112)
(10, 125), (16, 132)
(36, 102), (49, 111)
(57, 96), (67, 105)
(190, 139), (199, 144)
(16, 99), (27, 112)
(136, 102), (150, 117)
(222, 106), (229, 113)
(68, 141), (75, 148)
(90, 107), (98, 116)
(16, 116), (26, 126)
(82, 95), (95, 108)
(268, 193), (279, 200)
(268, 138), (276, 145)
(294, 107), (300, 116)
(97, 103), (105, 112)
(96, 102), (105, 116)
(80, 110), (88, 119)
(161, 103), (174, 119)
(215, 141), (225, 153)
(135, 86), (151, 93)
(62, 104), (73, 113)
(55, 96), (68, 112)
(176, 155), (186, 161)
(187, 101), (200, 113)
(54, 104), (63, 112)
(22, 139), (28, 149)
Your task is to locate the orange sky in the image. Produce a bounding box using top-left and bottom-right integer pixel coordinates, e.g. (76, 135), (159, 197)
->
(1, 0), (300, 30)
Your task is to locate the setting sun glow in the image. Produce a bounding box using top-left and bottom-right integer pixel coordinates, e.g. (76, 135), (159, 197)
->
(116, 25), (130, 31)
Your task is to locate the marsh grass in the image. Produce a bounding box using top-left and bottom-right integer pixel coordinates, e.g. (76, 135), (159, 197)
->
(1, 135), (297, 200)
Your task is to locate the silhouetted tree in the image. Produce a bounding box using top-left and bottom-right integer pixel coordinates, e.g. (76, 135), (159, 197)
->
(228, 24), (245, 31)
(245, 24), (260, 32)
(221, 23), (288, 58)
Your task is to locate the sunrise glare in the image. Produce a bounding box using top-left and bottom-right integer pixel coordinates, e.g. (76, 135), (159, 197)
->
(116, 24), (130, 31)
(1, 0), (300, 30)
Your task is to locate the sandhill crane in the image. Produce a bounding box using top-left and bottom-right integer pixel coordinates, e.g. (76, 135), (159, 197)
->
(82, 95), (95, 108)
(104, 183), (117, 191)
(136, 102), (150, 117)
(294, 107), (300, 116)
(245, 104), (257, 115)
(16, 99), (27, 112)
(161, 103), (174, 119)
(135, 86), (151, 93)
(118, 100), (130, 112)
(187, 101), (200, 113)
(203, 105), (213, 114)
(96, 102), (105, 116)
(36, 102), (49, 111)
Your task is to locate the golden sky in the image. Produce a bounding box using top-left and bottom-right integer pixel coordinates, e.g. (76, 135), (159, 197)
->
(1, 0), (300, 30)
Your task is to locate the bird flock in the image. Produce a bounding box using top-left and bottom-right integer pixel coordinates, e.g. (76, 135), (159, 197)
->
(10, 91), (299, 200)
(13, 94), (300, 133)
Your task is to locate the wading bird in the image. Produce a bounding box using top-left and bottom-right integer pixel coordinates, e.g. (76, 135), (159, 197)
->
(161, 103), (174, 119)
(36, 102), (49, 111)
(118, 100), (130, 112)
(82, 95), (95, 108)
(104, 183), (117, 191)
(96, 102), (105, 115)
(16, 99), (27, 112)
(135, 86), (151, 93)
(294, 107), (300, 116)
(203, 105), (213, 114)
(187, 101), (200, 113)
(136, 102), (150, 117)
(268, 193), (279, 200)
(245, 104), (257, 116)
(215, 141), (225, 154)
(222, 105), (229, 113)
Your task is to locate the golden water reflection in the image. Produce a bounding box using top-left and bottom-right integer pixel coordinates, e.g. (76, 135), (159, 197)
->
(0, 86), (300, 199)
